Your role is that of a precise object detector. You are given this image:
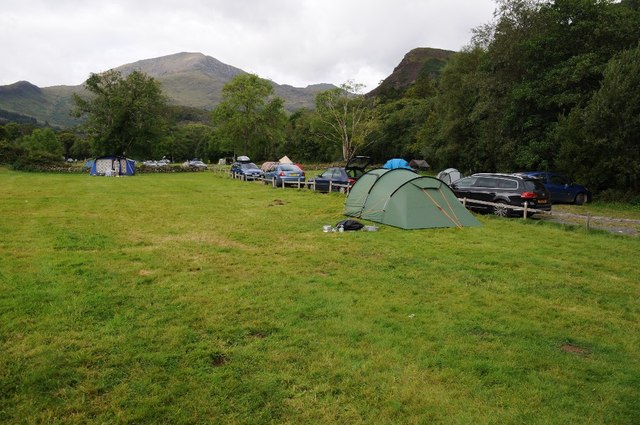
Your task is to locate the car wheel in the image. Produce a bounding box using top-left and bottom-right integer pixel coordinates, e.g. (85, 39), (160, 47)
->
(493, 201), (510, 217)
(574, 193), (587, 205)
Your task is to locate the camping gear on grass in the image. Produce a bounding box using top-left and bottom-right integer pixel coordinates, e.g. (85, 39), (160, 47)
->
(335, 219), (364, 231)
(345, 168), (480, 230)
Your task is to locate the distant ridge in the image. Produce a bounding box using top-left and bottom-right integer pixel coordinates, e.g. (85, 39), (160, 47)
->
(367, 47), (455, 99)
(117, 52), (244, 80)
(0, 48), (454, 128)
(0, 52), (336, 127)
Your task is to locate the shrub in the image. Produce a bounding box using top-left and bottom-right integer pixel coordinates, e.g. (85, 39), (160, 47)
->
(12, 151), (66, 172)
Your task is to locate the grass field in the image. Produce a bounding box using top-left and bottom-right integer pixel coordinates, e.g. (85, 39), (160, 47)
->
(1, 168), (639, 424)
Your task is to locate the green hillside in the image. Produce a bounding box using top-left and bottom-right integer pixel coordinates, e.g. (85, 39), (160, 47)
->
(368, 47), (455, 100)
(0, 52), (334, 128)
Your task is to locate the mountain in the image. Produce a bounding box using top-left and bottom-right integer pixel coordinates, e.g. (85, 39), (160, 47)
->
(0, 81), (78, 127)
(0, 52), (335, 128)
(367, 47), (455, 100)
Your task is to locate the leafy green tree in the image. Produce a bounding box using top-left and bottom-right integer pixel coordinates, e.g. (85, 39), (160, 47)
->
(315, 81), (379, 161)
(282, 109), (336, 162)
(476, 0), (640, 170)
(211, 74), (287, 160)
(557, 45), (640, 195)
(0, 140), (25, 164)
(420, 0), (640, 179)
(371, 98), (431, 162)
(57, 131), (78, 159)
(168, 123), (214, 161)
(72, 70), (168, 158)
(417, 47), (496, 172)
(20, 128), (63, 157)
(70, 138), (92, 160)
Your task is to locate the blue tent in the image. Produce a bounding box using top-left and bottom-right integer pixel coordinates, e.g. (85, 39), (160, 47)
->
(383, 158), (413, 170)
(90, 155), (136, 176)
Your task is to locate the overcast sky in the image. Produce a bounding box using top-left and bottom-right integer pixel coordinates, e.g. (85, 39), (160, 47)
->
(1, 0), (497, 91)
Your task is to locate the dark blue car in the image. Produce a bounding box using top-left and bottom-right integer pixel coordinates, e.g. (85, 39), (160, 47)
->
(518, 172), (592, 205)
(309, 156), (372, 193)
(230, 162), (264, 180)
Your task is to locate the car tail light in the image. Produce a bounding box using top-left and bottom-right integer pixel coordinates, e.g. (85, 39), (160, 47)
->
(279, 171), (286, 176)
(521, 191), (537, 199)
(348, 178), (356, 185)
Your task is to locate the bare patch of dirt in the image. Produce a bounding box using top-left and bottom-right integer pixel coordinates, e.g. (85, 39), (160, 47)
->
(537, 212), (639, 236)
(209, 352), (228, 367)
(560, 343), (591, 356)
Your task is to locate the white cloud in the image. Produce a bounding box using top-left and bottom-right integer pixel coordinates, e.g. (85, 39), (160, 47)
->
(0, 0), (496, 91)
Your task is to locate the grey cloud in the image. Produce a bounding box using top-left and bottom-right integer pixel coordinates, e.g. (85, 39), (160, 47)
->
(1, 0), (496, 90)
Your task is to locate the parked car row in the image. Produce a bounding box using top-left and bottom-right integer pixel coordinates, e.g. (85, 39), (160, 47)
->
(516, 171), (592, 205)
(228, 156), (590, 219)
(142, 158), (171, 167)
(182, 159), (208, 170)
(230, 156), (373, 192)
(448, 170), (591, 217)
(450, 173), (551, 217)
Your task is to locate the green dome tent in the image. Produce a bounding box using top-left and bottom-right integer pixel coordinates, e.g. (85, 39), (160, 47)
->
(345, 168), (481, 229)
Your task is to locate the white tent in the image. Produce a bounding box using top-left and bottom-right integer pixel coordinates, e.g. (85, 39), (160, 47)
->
(437, 168), (463, 185)
(278, 155), (293, 164)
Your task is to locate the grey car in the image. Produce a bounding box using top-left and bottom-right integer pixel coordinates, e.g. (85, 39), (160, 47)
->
(263, 163), (306, 186)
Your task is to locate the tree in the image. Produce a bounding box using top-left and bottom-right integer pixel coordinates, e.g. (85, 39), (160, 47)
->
(473, 0), (640, 170)
(20, 128), (63, 157)
(57, 131), (78, 159)
(282, 109), (336, 162)
(211, 74), (287, 160)
(557, 45), (640, 195)
(419, 0), (640, 177)
(315, 81), (379, 161)
(72, 69), (168, 158)
(371, 97), (431, 162)
(416, 47), (496, 172)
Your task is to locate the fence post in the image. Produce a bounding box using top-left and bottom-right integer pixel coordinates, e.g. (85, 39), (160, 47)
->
(329, 181), (333, 193)
(523, 203), (528, 220)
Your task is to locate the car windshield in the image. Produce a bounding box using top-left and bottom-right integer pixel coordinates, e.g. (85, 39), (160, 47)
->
(524, 179), (546, 191)
(453, 176), (477, 188)
(549, 174), (569, 185)
(320, 168), (340, 178)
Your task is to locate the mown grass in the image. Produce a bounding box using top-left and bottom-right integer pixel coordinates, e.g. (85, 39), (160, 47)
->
(1, 168), (639, 424)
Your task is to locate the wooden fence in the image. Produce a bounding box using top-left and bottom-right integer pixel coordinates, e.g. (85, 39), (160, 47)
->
(223, 167), (638, 233)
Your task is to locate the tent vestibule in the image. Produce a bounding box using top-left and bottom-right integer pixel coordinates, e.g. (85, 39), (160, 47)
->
(345, 168), (480, 229)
